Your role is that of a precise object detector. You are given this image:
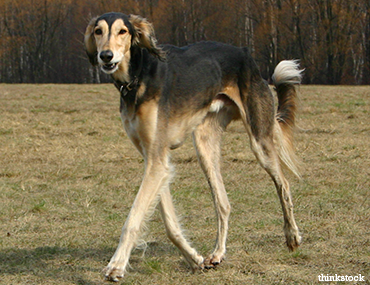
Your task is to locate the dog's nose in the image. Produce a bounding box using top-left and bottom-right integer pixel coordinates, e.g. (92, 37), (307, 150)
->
(100, 50), (114, 63)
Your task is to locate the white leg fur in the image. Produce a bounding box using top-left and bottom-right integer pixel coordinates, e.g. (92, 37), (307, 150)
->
(249, 135), (301, 250)
(192, 115), (231, 267)
(104, 157), (172, 281)
(159, 186), (204, 270)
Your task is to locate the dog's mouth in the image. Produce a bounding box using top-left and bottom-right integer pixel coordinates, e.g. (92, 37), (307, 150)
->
(102, 62), (119, 72)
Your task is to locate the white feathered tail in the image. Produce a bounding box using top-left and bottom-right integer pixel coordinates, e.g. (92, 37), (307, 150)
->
(272, 60), (304, 178)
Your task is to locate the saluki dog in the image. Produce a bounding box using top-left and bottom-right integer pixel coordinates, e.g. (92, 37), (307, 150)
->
(84, 12), (303, 282)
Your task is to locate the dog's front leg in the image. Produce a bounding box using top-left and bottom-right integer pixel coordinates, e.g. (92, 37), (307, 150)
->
(104, 158), (171, 282)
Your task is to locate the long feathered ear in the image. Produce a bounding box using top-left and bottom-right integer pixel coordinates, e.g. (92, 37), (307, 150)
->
(84, 17), (98, 66)
(129, 15), (166, 61)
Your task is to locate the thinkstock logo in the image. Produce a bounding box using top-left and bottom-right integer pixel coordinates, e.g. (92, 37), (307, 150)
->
(318, 274), (365, 282)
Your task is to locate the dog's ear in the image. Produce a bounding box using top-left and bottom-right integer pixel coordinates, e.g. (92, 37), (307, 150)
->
(84, 17), (98, 66)
(129, 15), (166, 61)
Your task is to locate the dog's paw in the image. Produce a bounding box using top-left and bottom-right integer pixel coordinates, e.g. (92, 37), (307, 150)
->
(188, 254), (205, 273)
(285, 228), (302, 251)
(103, 266), (125, 282)
(203, 254), (224, 269)
(286, 233), (302, 251)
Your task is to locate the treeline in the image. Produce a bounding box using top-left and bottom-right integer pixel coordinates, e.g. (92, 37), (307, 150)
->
(0, 0), (369, 84)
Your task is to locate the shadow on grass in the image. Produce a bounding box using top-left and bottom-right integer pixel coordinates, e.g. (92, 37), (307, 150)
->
(0, 246), (113, 284)
(0, 242), (187, 284)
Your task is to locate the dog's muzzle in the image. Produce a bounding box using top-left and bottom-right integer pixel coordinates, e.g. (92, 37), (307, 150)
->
(99, 50), (119, 73)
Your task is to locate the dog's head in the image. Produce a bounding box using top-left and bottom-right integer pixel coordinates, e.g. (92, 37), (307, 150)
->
(84, 12), (165, 74)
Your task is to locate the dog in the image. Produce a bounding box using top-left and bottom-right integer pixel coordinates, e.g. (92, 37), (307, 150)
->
(84, 12), (303, 282)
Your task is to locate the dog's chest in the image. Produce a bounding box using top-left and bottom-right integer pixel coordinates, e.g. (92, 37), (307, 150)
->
(120, 99), (159, 155)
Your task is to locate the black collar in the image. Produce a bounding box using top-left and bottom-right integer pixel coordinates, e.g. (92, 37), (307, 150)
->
(114, 76), (140, 97)
(113, 48), (144, 99)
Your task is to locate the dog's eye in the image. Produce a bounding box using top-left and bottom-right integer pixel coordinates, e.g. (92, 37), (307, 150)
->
(119, 29), (127, 35)
(95, 29), (102, 35)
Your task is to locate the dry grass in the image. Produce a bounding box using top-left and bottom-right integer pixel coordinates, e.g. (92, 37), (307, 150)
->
(0, 84), (369, 284)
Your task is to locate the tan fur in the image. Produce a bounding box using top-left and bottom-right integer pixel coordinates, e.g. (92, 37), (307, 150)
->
(122, 98), (159, 157)
(84, 17), (98, 65)
(129, 14), (166, 61)
(220, 83), (246, 119)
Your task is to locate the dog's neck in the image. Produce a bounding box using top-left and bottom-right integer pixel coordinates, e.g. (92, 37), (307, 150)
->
(112, 47), (144, 95)
(112, 51), (131, 84)
(112, 46), (146, 120)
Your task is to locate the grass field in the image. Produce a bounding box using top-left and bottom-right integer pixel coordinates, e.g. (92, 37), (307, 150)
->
(0, 84), (369, 284)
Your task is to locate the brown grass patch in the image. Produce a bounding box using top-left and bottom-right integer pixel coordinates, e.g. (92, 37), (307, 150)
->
(0, 84), (369, 284)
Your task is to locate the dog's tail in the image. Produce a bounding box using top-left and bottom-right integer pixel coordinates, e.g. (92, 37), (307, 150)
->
(272, 60), (304, 178)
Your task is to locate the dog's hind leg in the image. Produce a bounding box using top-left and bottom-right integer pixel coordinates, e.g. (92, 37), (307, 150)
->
(159, 185), (204, 270)
(242, 80), (301, 251)
(192, 112), (232, 268)
(249, 134), (301, 250)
